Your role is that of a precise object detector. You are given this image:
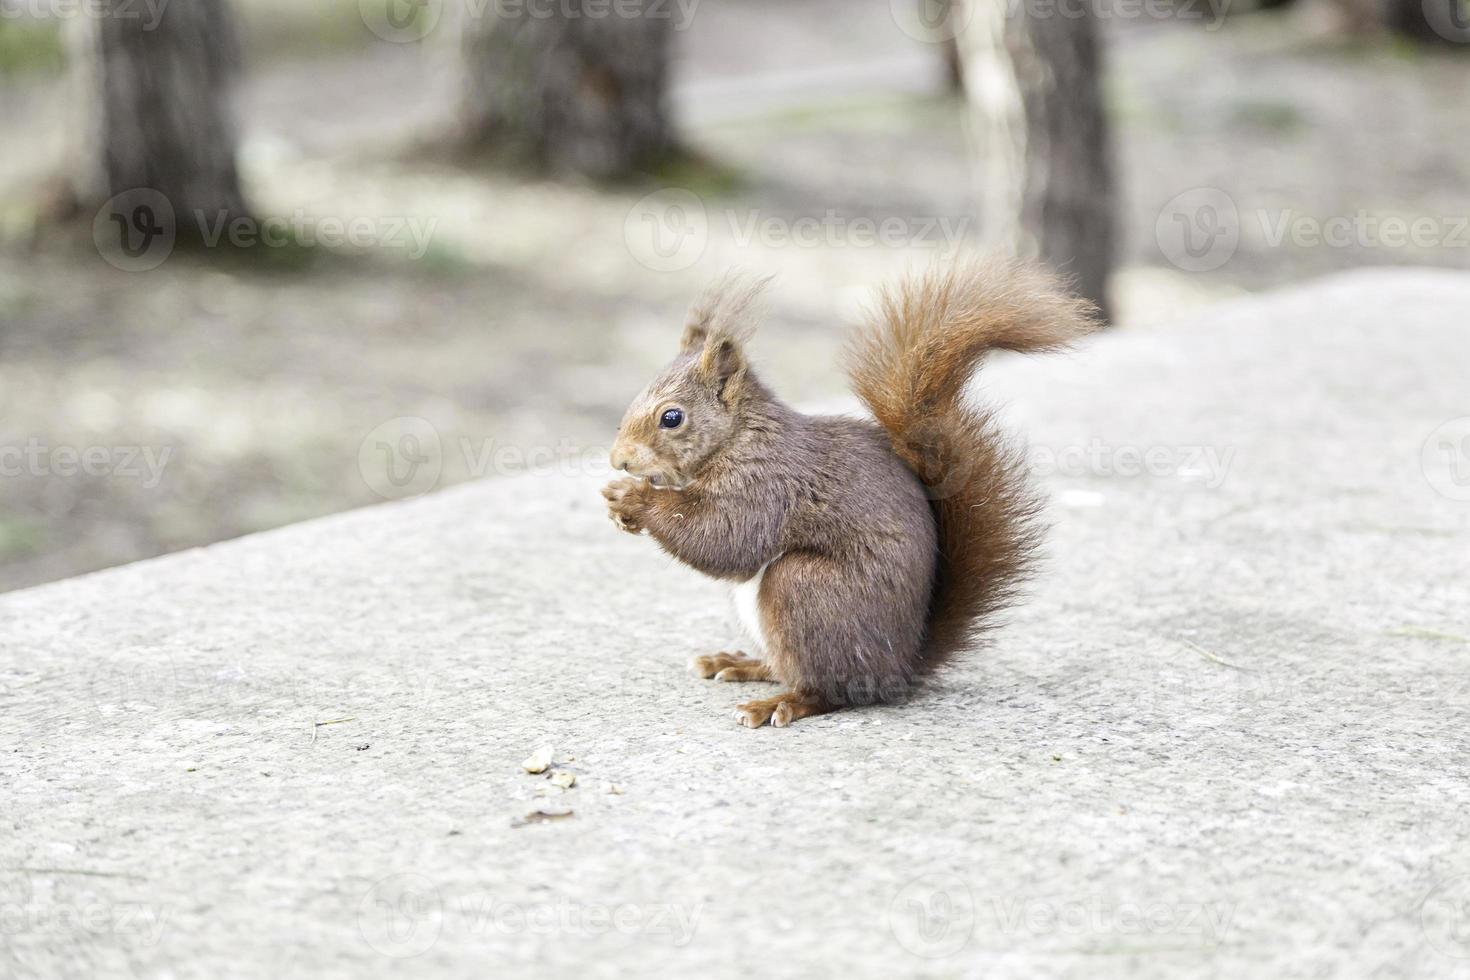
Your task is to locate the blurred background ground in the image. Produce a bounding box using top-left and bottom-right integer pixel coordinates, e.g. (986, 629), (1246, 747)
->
(1, 0), (1468, 592)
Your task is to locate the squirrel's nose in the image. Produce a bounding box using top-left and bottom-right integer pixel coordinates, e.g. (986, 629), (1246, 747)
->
(610, 447), (630, 472)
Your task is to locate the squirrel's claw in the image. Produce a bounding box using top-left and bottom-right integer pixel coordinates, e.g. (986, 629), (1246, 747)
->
(715, 664), (774, 682)
(733, 700), (776, 728)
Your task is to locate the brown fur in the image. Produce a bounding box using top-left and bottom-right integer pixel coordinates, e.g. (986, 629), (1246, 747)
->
(605, 260), (1095, 727)
(846, 258), (1098, 665)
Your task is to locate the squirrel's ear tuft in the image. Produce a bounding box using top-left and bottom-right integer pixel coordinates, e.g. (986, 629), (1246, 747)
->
(681, 271), (771, 400)
(679, 320), (709, 354)
(681, 270), (771, 353)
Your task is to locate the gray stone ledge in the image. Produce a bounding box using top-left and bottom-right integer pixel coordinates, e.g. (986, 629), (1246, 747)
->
(2, 268), (1469, 978)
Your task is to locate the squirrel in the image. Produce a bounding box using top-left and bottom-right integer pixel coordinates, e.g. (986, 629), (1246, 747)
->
(603, 260), (1096, 728)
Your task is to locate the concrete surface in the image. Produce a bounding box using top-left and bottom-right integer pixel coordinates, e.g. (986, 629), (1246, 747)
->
(2, 269), (1469, 979)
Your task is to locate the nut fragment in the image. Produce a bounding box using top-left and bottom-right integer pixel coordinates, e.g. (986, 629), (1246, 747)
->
(521, 744), (554, 774)
(549, 770), (577, 789)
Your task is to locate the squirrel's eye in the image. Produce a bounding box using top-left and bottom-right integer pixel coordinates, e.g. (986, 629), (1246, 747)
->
(659, 408), (685, 429)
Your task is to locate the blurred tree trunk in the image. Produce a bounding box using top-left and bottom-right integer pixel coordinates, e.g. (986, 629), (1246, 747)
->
(957, 0), (1116, 322)
(453, 0), (673, 178)
(66, 0), (247, 240)
(942, 35), (964, 91)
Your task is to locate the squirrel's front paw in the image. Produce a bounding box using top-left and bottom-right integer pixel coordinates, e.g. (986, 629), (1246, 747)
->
(601, 477), (650, 535)
(734, 692), (834, 729)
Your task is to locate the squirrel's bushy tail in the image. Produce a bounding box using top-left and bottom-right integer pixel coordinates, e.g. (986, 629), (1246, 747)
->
(846, 259), (1098, 667)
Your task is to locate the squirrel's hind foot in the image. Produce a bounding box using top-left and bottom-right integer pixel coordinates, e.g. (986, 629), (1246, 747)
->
(689, 651), (774, 682)
(734, 692), (833, 729)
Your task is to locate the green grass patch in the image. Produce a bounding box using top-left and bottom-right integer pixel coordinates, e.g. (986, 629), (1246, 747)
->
(0, 516), (47, 563)
(710, 92), (958, 136)
(0, 20), (64, 77)
(641, 146), (748, 199)
(1229, 100), (1307, 134)
(0, 0), (382, 80)
(409, 238), (477, 278)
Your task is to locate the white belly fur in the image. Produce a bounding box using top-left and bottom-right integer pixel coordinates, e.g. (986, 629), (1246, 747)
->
(732, 557), (777, 653)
